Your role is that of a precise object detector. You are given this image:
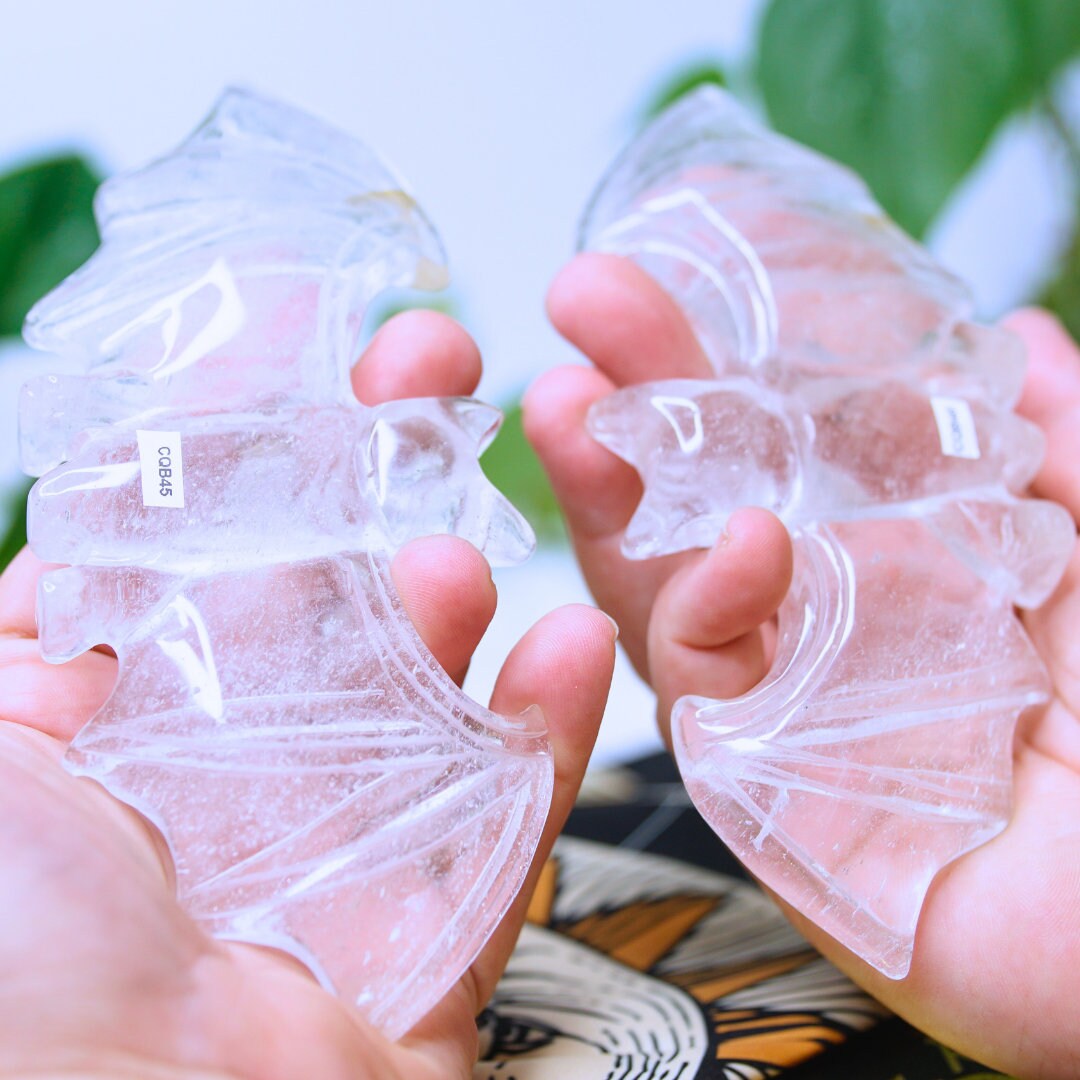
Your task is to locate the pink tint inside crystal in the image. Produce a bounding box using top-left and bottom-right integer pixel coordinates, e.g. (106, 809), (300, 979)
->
(581, 87), (1072, 978)
(23, 89), (548, 1036)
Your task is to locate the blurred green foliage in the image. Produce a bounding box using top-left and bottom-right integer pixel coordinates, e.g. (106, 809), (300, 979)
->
(365, 289), (458, 333)
(0, 155), (100, 335)
(480, 403), (566, 545)
(757, 0), (1080, 238)
(0, 154), (100, 573)
(758, 0), (1026, 237)
(0, 481), (31, 572)
(642, 60), (727, 123)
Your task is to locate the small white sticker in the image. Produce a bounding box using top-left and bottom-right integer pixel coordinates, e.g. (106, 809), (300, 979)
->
(930, 396), (980, 460)
(136, 429), (185, 508)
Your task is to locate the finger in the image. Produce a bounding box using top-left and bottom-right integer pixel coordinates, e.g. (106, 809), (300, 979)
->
(0, 547), (115, 660)
(1004, 307), (1080, 518)
(524, 365), (691, 676)
(0, 548), (118, 742)
(522, 363), (641, 540)
(476, 604), (617, 997)
(352, 309), (482, 406)
(0, 547), (48, 638)
(390, 536), (497, 686)
(648, 508), (792, 728)
(1024, 544), (1080, 727)
(546, 252), (713, 386)
(408, 604), (616, 1051)
(0, 638), (116, 741)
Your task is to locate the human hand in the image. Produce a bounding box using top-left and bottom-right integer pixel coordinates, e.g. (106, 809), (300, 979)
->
(527, 254), (793, 735)
(527, 253), (1080, 1079)
(0, 310), (616, 1080)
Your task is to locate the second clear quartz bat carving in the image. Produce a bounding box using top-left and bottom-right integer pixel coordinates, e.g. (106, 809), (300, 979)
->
(581, 88), (1073, 978)
(21, 90), (552, 1036)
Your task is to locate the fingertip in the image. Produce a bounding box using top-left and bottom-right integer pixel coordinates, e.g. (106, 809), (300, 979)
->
(653, 508), (792, 660)
(521, 364), (612, 452)
(1001, 306), (1071, 345)
(1001, 308), (1080, 515)
(446, 602), (618, 1020)
(545, 252), (625, 334)
(560, 600), (621, 655)
(353, 309), (482, 405)
(391, 535), (496, 685)
(722, 507), (795, 603)
(546, 252), (711, 383)
(1003, 308), (1080, 418)
(0, 639), (116, 740)
(490, 603), (616, 757)
(522, 366), (642, 540)
(0, 548), (51, 638)
(646, 512), (792, 721)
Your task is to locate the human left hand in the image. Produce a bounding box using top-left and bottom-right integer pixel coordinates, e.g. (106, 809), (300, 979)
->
(0, 309), (616, 1080)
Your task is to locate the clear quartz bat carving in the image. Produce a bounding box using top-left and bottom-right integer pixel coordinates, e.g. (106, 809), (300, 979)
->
(581, 87), (1074, 978)
(20, 89), (552, 1037)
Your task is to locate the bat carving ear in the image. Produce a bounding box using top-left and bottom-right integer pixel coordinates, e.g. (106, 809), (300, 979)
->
(446, 397), (502, 453)
(37, 566), (174, 662)
(361, 397), (535, 566)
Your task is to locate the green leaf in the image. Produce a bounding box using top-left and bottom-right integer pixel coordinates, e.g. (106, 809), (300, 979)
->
(0, 155), (101, 337)
(1039, 99), (1080, 335)
(1040, 208), (1080, 340)
(0, 478), (31, 574)
(481, 401), (565, 545)
(756, 0), (1027, 237)
(643, 60), (728, 123)
(1012, 0), (1080, 105)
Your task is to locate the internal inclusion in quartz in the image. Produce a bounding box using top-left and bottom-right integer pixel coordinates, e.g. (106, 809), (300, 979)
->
(581, 87), (1073, 979)
(21, 89), (552, 1037)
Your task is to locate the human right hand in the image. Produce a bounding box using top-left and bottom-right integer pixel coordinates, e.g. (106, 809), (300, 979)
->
(526, 252), (1080, 1079)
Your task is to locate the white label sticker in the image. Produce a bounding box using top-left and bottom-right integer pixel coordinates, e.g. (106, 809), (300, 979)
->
(930, 396), (980, 460)
(136, 429), (185, 508)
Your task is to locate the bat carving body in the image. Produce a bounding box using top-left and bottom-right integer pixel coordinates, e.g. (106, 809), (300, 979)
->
(582, 89), (1072, 978)
(21, 90), (552, 1036)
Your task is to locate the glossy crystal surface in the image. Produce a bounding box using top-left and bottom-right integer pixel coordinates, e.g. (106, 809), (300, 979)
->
(21, 89), (551, 1036)
(581, 88), (1072, 978)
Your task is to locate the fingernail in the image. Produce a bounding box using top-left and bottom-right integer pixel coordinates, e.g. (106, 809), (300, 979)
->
(601, 611), (620, 641)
